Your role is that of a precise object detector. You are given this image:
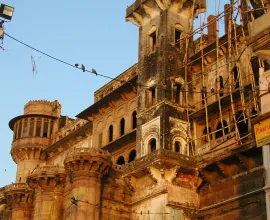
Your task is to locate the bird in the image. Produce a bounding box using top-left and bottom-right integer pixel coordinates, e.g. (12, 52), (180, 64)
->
(91, 68), (97, 75)
(4, 169), (6, 172)
(75, 63), (79, 68)
(81, 64), (86, 72)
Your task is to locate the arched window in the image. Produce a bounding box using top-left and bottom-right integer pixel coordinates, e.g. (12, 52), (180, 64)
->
(233, 67), (239, 89)
(128, 150), (136, 163)
(175, 141), (181, 153)
(120, 118), (125, 136)
(150, 31), (157, 53)
(109, 125), (113, 142)
(116, 156), (125, 165)
(36, 119), (42, 137)
(43, 120), (49, 137)
(219, 76), (224, 96)
(236, 111), (249, 138)
(174, 84), (182, 104)
(216, 120), (229, 139)
(149, 138), (157, 152)
(203, 127), (213, 142)
(175, 28), (182, 48)
(29, 118), (35, 137)
(132, 111), (137, 129)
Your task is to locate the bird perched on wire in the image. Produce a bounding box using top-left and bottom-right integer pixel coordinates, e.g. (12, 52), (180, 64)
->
(81, 64), (86, 72)
(91, 68), (97, 75)
(75, 63), (79, 68)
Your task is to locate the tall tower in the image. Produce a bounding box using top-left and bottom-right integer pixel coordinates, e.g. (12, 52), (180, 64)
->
(126, 0), (206, 157)
(9, 100), (61, 183)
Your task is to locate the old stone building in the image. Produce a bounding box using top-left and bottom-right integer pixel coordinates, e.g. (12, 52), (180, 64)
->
(1, 0), (270, 219)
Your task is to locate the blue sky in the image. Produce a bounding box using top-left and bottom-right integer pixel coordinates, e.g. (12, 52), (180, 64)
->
(0, 0), (228, 187)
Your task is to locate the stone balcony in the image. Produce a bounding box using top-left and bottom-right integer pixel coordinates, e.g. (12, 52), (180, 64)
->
(124, 148), (195, 177)
(12, 137), (50, 151)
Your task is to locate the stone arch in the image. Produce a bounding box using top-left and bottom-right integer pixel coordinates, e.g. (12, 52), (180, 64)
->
(117, 108), (125, 118)
(106, 115), (113, 125)
(129, 100), (136, 111)
(143, 126), (159, 155)
(172, 136), (187, 155)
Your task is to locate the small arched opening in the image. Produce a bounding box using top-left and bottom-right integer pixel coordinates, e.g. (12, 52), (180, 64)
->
(120, 118), (125, 136)
(128, 150), (137, 163)
(109, 125), (113, 142)
(174, 84), (182, 104)
(116, 156), (125, 165)
(132, 111), (137, 129)
(149, 138), (157, 152)
(219, 76), (224, 96)
(175, 141), (181, 153)
(233, 67), (239, 89)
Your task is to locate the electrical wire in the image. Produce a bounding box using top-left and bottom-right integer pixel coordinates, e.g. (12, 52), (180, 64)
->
(3, 33), (269, 95)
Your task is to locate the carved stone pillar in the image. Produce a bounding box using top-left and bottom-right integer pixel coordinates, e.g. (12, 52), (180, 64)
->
(4, 183), (33, 220)
(64, 148), (112, 220)
(27, 166), (66, 220)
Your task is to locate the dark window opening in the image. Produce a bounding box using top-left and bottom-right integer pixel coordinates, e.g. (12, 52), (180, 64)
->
(215, 120), (229, 139)
(22, 119), (28, 137)
(175, 141), (181, 153)
(203, 127), (213, 142)
(251, 56), (260, 86)
(149, 139), (157, 152)
(120, 118), (125, 136)
(18, 121), (22, 138)
(201, 86), (206, 105)
(150, 31), (157, 52)
(132, 111), (137, 129)
(128, 150), (136, 163)
(116, 156), (125, 165)
(29, 118), (35, 137)
(50, 121), (54, 137)
(219, 76), (224, 96)
(264, 60), (270, 72)
(43, 120), (49, 137)
(175, 29), (181, 48)
(36, 119), (42, 137)
(233, 67), (239, 89)
(109, 125), (113, 142)
(149, 87), (157, 107)
(236, 111), (249, 139)
(174, 84), (182, 104)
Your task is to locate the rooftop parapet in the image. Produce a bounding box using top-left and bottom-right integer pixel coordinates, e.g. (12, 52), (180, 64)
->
(24, 100), (61, 118)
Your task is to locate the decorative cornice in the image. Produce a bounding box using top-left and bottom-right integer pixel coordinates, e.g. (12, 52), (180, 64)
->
(64, 148), (112, 180)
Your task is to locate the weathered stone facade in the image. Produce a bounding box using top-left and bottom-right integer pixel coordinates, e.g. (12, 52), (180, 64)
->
(1, 0), (270, 219)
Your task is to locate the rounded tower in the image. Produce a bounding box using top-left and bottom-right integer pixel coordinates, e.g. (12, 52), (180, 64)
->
(9, 100), (61, 183)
